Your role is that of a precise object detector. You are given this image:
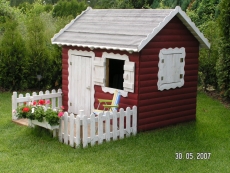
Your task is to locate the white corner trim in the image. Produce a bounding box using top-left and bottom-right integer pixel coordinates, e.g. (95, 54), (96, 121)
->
(157, 47), (185, 91)
(102, 87), (128, 97)
(67, 49), (95, 113)
(176, 7), (210, 49)
(51, 7), (92, 43)
(137, 6), (210, 51)
(137, 8), (179, 51)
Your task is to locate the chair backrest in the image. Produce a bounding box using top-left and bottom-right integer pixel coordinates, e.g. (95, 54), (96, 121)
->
(111, 90), (121, 111)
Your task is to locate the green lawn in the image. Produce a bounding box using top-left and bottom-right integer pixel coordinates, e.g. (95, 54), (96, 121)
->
(0, 91), (229, 173)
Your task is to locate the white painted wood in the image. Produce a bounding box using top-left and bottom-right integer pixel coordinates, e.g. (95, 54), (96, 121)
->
(51, 89), (56, 109)
(158, 47), (185, 91)
(57, 89), (62, 108)
(119, 108), (124, 139)
(57, 106), (137, 148)
(123, 61), (135, 93)
(90, 113), (96, 146)
(12, 92), (17, 120)
(69, 113), (74, 147)
(112, 110), (118, 141)
(93, 56), (105, 86)
(132, 106), (137, 135)
(98, 113), (103, 144)
(101, 87), (128, 97)
(105, 111), (110, 142)
(64, 113), (68, 144)
(82, 115), (88, 148)
(126, 107), (131, 137)
(75, 115), (81, 148)
(68, 55), (92, 116)
(59, 116), (63, 142)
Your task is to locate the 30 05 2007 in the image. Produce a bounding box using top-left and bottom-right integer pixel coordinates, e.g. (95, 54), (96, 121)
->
(175, 152), (211, 160)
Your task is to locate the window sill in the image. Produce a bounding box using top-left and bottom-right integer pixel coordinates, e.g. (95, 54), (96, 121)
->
(101, 87), (128, 97)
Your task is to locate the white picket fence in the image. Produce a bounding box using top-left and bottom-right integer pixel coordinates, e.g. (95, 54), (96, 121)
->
(59, 106), (137, 148)
(12, 89), (62, 120)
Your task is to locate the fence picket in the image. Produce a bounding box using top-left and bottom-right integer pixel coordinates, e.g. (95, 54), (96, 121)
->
(82, 115), (88, 148)
(69, 113), (74, 147)
(59, 116), (63, 142)
(105, 111), (110, 142)
(132, 106), (137, 135)
(75, 115), (81, 148)
(90, 113), (96, 146)
(126, 107), (131, 137)
(51, 90), (56, 109)
(113, 110), (118, 141)
(64, 112), (68, 145)
(98, 113), (103, 144)
(119, 108), (124, 139)
(57, 89), (62, 108)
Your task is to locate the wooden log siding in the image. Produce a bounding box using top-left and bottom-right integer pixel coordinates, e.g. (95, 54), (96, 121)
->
(138, 16), (199, 131)
(62, 46), (139, 113)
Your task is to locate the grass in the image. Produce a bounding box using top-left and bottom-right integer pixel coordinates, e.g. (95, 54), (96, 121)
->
(0, 91), (230, 173)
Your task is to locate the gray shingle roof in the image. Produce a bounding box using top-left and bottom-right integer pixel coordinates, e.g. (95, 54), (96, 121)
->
(51, 6), (210, 52)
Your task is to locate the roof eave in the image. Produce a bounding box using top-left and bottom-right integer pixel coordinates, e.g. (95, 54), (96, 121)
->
(137, 6), (210, 52)
(51, 42), (138, 53)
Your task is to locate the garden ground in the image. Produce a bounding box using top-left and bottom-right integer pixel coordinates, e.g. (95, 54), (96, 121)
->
(0, 91), (229, 172)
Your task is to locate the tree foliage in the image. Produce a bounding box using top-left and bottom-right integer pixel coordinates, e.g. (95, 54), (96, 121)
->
(216, 0), (230, 98)
(52, 0), (87, 18)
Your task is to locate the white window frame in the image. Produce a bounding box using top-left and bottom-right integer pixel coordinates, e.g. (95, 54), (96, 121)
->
(157, 47), (185, 91)
(93, 52), (135, 97)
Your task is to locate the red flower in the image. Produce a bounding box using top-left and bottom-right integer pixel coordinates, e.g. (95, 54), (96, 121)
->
(38, 100), (45, 105)
(22, 107), (30, 113)
(33, 101), (37, 105)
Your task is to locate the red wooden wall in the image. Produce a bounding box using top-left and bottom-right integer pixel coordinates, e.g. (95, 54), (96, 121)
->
(61, 47), (139, 113)
(138, 16), (199, 131)
(61, 15), (200, 132)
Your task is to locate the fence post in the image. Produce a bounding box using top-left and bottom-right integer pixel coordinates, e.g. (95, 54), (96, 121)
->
(12, 92), (17, 120)
(132, 106), (137, 135)
(119, 108), (124, 139)
(75, 115), (81, 148)
(57, 89), (62, 108)
(82, 113), (88, 148)
(126, 107), (131, 137)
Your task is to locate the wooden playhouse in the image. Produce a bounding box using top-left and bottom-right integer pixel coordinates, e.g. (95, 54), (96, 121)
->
(51, 6), (210, 131)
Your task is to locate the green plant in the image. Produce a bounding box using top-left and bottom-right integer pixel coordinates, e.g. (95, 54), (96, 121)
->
(14, 99), (64, 125)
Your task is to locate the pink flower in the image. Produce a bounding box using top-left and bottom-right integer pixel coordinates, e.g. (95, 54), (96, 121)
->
(12, 110), (16, 113)
(58, 112), (64, 118)
(46, 100), (51, 105)
(61, 106), (64, 110)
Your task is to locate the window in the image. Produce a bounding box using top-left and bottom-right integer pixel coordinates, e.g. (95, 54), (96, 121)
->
(157, 47), (185, 91)
(106, 58), (125, 90)
(93, 52), (135, 96)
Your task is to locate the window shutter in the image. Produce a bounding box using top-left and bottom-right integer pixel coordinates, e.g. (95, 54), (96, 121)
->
(93, 57), (105, 86)
(123, 61), (135, 93)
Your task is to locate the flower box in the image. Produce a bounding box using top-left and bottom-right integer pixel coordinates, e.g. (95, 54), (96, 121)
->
(28, 119), (59, 130)
(28, 119), (60, 137)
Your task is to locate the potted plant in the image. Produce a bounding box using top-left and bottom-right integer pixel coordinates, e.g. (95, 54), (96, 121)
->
(14, 99), (64, 130)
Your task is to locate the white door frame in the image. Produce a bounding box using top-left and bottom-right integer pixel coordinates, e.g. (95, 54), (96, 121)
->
(68, 49), (95, 115)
